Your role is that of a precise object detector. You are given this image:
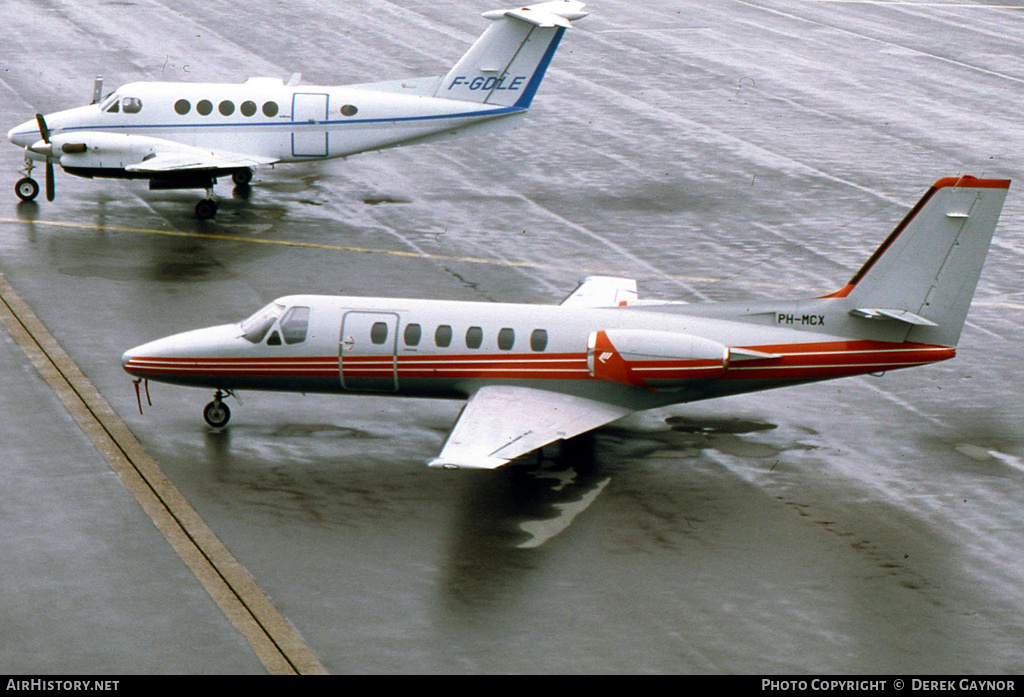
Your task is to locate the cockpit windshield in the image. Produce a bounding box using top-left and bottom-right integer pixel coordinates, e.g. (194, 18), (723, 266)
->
(240, 302), (285, 343)
(99, 92), (119, 111)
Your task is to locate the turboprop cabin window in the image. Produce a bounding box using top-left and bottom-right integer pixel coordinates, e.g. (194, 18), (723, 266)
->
(240, 302), (285, 343)
(262, 101), (279, 117)
(530, 329), (548, 352)
(174, 99), (191, 115)
(197, 99), (213, 116)
(219, 100), (235, 116)
(280, 306), (310, 345)
(466, 327), (483, 350)
(241, 100), (257, 117)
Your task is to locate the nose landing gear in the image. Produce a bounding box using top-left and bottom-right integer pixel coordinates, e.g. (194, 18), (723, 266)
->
(15, 157), (39, 202)
(203, 390), (233, 428)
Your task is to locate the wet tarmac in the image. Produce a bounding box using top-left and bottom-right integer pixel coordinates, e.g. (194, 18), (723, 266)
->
(2, 0), (1023, 675)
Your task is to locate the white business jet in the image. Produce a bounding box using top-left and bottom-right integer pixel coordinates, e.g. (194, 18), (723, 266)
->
(7, 1), (587, 219)
(122, 176), (1010, 469)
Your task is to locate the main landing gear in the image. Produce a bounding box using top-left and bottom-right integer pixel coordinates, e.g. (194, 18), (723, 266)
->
(193, 168), (253, 220)
(203, 390), (233, 428)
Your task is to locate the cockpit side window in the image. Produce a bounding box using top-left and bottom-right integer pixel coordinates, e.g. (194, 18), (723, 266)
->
(280, 306), (311, 345)
(240, 302), (285, 343)
(122, 97), (142, 114)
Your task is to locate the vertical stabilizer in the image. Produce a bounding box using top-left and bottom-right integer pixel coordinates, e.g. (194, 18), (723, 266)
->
(830, 176), (1010, 346)
(436, 1), (586, 108)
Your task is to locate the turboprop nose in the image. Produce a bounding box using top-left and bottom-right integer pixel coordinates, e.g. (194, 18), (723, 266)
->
(7, 119), (37, 147)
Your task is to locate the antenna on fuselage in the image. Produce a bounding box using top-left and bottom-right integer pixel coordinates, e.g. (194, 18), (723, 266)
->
(91, 76), (103, 104)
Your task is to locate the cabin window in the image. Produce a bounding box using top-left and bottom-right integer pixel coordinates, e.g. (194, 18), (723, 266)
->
(240, 302), (285, 344)
(341, 104), (358, 117)
(404, 323), (422, 346)
(466, 326), (483, 350)
(497, 328), (515, 351)
(530, 329), (548, 352)
(122, 97), (142, 114)
(196, 99), (213, 116)
(280, 306), (310, 345)
(218, 100), (235, 116)
(174, 99), (191, 115)
(240, 100), (257, 117)
(370, 322), (389, 345)
(262, 101), (279, 117)
(435, 325), (452, 348)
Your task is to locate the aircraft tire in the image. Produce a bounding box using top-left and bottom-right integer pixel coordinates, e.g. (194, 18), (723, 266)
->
(232, 168), (253, 186)
(203, 400), (231, 428)
(15, 177), (39, 202)
(195, 198), (218, 220)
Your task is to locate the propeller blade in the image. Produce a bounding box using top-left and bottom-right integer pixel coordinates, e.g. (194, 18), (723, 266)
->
(35, 113), (51, 144)
(45, 159), (55, 202)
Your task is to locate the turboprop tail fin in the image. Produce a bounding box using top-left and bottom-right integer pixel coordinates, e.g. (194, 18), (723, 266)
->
(827, 176), (1010, 347)
(436, 1), (587, 108)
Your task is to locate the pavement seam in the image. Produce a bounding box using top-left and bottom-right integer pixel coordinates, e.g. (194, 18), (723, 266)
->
(0, 274), (328, 676)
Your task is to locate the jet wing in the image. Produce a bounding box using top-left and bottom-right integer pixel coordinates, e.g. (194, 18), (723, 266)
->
(124, 146), (277, 173)
(428, 385), (633, 469)
(560, 276), (638, 308)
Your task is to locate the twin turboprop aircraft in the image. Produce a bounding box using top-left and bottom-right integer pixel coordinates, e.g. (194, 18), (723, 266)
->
(6, 1), (586, 219)
(122, 176), (1010, 469)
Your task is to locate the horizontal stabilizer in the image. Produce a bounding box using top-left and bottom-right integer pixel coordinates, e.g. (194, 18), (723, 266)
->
(561, 276), (638, 308)
(850, 308), (938, 326)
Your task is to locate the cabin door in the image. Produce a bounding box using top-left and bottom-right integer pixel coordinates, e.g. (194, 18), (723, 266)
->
(291, 92), (329, 157)
(339, 312), (399, 392)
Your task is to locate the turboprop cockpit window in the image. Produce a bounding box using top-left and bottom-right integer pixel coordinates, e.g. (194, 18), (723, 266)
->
(280, 306), (310, 345)
(122, 97), (142, 114)
(240, 302), (285, 343)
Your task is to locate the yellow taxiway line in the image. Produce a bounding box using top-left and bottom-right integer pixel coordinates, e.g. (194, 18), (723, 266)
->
(2, 215), (1020, 311)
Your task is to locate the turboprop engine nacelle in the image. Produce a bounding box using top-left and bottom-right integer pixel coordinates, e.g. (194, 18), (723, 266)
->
(31, 132), (168, 169)
(587, 329), (728, 389)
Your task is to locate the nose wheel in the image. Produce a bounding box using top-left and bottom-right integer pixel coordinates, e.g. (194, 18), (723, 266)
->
(203, 390), (232, 428)
(16, 177), (40, 202)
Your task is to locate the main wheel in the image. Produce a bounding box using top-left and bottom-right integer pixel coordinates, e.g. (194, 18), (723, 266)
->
(203, 400), (231, 428)
(232, 168), (253, 186)
(15, 177), (39, 202)
(195, 198), (218, 220)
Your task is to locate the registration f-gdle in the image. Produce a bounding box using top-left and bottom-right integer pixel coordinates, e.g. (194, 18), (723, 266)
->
(6, 1), (586, 219)
(123, 176), (1009, 469)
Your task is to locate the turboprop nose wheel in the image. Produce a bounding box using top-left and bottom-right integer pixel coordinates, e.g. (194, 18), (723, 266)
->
(15, 177), (40, 202)
(203, 390), (232, 428)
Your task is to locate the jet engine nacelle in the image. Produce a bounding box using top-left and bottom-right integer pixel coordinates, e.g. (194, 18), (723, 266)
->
(586, 329), (728, 389)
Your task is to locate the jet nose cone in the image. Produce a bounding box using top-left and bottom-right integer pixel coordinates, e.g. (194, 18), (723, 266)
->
(121, 347), (142, 375)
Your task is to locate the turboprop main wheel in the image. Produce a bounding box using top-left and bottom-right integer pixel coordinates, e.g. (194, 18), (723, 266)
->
(203, 400), (231, 428)
(232, 168), (253, 186)
(15, 177), (39, 202)
(195, 198), (218, 220)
